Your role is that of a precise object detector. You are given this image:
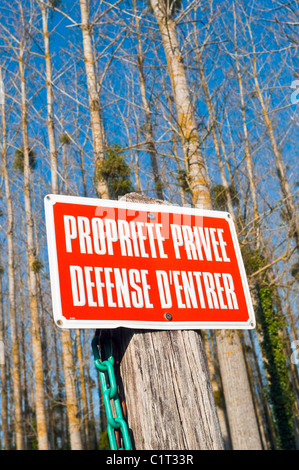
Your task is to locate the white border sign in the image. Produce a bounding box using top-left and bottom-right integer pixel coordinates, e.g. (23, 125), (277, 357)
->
(44, 194), (255, 330)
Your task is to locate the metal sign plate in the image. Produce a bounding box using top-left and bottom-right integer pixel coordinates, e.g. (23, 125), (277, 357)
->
(44, 194), (255, 330)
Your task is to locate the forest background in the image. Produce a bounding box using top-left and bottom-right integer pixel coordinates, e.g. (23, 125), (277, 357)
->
(0, 0), (298, 451)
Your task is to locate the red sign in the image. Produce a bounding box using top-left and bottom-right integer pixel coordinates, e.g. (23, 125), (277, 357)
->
(45, 195), (255, 330)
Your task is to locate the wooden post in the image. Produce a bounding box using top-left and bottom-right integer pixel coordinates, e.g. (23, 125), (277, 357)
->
(108, 193), (224, 450)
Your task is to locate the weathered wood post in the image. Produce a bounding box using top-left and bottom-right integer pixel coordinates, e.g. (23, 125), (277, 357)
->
(108, 193), (224, 450)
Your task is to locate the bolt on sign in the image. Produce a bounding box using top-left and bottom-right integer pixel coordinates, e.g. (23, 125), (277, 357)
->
(44, 195), (255, 330)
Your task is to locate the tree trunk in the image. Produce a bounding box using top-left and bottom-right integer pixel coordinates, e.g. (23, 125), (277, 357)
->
(150, 0), (262, 450)
(150, 0), (211, 208)
(203, 331), (232, 449)
(248, 330), (277, 449)
(61, 141), (70, 193)
(0, 263), (9, 449)
(196, 52), (235, 217)
(216, 330), (262, 449)
(133, 0), (163, 199)
(40, 5), (84, 448)
(104, 192), (223, 450)
(79, 0), (109, 199)
(117, 329), (223, 449)
(61, 330), (83, 450)
(232, 5), (260, 246)
(0, 68), (24, 450)
(199, 61), (264, 448)
(19, 44), (49, 450)
(17, 262), (30, 448)
(167, 95), (186, 205)
(75, 329), (90, 448)
(197, 42), (265, 449)
(41, 3), (58, 194)
(83, 330), (97, 449)
(247, 20), (299, 253)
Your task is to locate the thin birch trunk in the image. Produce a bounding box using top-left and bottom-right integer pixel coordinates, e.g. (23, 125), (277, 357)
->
(167, 95), (186, 205)
(215, 329), (262, 449)
(0, 263), (9, 449)
(79, 0), (109, 199)
(17, 255), (32, 449)
(61, 331), (82, 450)
(122, 113), (142, 193)
(0, 68), (24, 450)
(60, 177), (83, 449)
(33, 198), (54, 448)
(224, 110), (246, 229)
(62, 141), (70, 194)
(233, 10), (296, 447)
(52, 328), (66, 448)
(233, 36), (278, 446)
(19, 43), (49, 450)
(233, 6), (260, 247)
(83, 331), (97, 449)
(75, 329), (89, 448)
(203, 331), (232, 449)
(246, 20), (299, 253)
(150, 0), (262, 450)
(41, 2), (58, 194)
(240, 333), (266, 449)
(7, 351), (13, 448)
(74, 68), (88, 197)
(150, 1), (211, 208)
(40, 3), (83, 449)
(133, 0), (163, 199)
(79, 147), (87, 197)
(196, 27), (269, 444)
(248, 330), (277, 449)
(60, 187), (83, 450)
(192, 6), (234, 214)
(129, 104), (142, 193)
(196, 52), (235, 217)
(197, 52), (270, 447)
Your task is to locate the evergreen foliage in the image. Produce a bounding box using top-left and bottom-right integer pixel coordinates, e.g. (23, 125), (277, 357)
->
(242, 247), (296, 449)
(48, 0), (62, 9)
(241, 246), (265, 276)
(99, 430), (110, 450)
(258, 286), (296, 449)
(59, 133), (71, 145)
(177, 168), (190, 194)
(31, 259), (43, 274)
(147, 0), (182, 16)
(210, 184), (239, 211)
(96, 144), (134, 199)
(13, 148), (37, 172)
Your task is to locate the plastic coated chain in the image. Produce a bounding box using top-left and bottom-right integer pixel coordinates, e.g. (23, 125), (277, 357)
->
(92, 335), (131, 450)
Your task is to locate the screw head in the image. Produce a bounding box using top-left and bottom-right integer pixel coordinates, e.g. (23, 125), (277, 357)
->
(148, 212), (156, 220)
(164, 312), (172, 321)
(57, 320), (63, 327)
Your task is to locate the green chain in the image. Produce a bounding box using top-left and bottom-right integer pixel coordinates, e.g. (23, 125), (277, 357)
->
(92, 334), (131, 450)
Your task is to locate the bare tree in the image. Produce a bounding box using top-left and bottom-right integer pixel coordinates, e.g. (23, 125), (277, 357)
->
(19, 17), (49, 449)
(79, 0), (109, 199)
(149, 0), (262, 450)
(39, 1), (83, 449)
(132, 0), (164, 199)
(0, 67), (24, 449)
